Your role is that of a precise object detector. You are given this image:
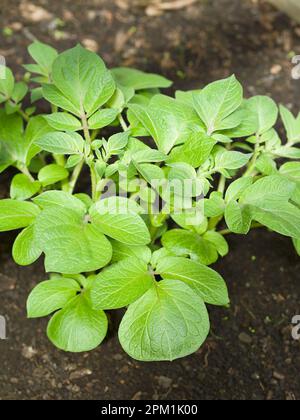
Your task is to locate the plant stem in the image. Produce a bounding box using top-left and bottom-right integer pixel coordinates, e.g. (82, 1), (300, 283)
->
(219, 222), (265, 236)
(243, 144), (260, 177)
(17, 108), (29, 122)
(69, 159), (84, 194)
(118, 114), (128, 131)
(18, 165), (35, 182)
(81, 112), (98, 201)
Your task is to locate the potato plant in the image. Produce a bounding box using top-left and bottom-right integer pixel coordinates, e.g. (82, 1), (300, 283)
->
(0, 42), (299, 361)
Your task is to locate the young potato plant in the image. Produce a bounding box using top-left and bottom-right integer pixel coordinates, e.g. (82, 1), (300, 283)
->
(0, 42), (300, 362)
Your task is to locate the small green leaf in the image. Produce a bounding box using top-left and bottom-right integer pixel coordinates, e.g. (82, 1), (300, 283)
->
(162, 229), (219, 266)
(0, 66), (15, 102)
(156, 256), (229, 306)
(28, 41), (58, 74)
(13, 225), (42, 266)
(43, 113), (82, 131)
(88, 109), (118, 129)
(35, 131), (84, 155)
(203, 231), (229, 257)
(47, 295), (108, 352)
(280, 105), (300, 145)
(38, 164), (69, 187)
(293, 238), (300, 256)
(112, 67), (172, 90)
(168, 133), (216, 168)
(216, 150), (252, 170)
(0, 199), (40, 232)
(225, 177), (253, 202)
(27, 278), (80, 318)
(119, 280), (210, 362)
(10, 174), (41, 201)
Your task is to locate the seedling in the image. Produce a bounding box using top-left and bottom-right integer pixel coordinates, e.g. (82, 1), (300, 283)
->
(0, 42), (299, 361)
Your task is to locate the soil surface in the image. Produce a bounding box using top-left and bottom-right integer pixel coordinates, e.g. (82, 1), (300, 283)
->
(1, 0), (300, 400)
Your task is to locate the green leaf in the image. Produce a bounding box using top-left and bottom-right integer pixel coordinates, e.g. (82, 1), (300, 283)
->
(255, 154), (277, 176)
(43, 113), (82, 131)
(193, 75), (243, 134)
(203, 231), (229, 257)
(34, 193), (112, 274)
(224, 200), (252, 234)
(38, 164), (69, 187)
(112, 67), (172, 90)
(157, 256), (229, 306)
(129, 95), (200, 154)
(35, 131), (84, 155)
(168, 133), (216, 168)
(33, 190), (86, 213)
(204, 192), (225, 217)
(111, 240), (152, 263)
(0, 66), (14, 102)
(10, 174), (41, 201)
(27, 277), (80, 318)
(11, 82), (28, 104)
(293, 238), (300, 256)
(90, 198), (150, 246)
(22, 116), (54, 166)
(280, 162), (300, 183)
(215, 150), (252, 170)
(132, 149), (167, 164)
(0, 199), (40, 232)
(65, 155), (83, 169)
(239, 175), (300, 238)
(119, 279), (210, 362)
(12, 225), (42, 266)
(222, 100), (258, 138)
(106, 131), (130, 155)
(91, 257), (153, 310)
(225, 177), (253, 202)
(51, 45), (115, 116)
(274, 146), (300, 159)
(28, 41), (58, 75)
(88, 109), (118, 129)
(47, 295), (108, 352)
(280, 105), (300, 145)
(42, 84), (81, 116)
(162, 229), (219, 266)
(247, 96), (278, 134)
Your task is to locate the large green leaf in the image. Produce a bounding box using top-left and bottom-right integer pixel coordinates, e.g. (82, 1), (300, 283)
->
(156, 256), (229, 306)
(34, 193), (112, 274)
(91, 257), (153, 310)
(90, 198), (150, 245)
(193, 75), (243, 134)
(27, 278), (80, 318)
(51, 45), (115, 116)
(0, 199), (40, 232)
(0, 66), (14, 102)
(247, 96), (278, 135)
(47, 295), (108, 352)
(119, 280), (210, 361)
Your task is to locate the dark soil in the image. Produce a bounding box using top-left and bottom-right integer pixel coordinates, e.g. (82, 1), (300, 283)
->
(1, 0), (300, 400)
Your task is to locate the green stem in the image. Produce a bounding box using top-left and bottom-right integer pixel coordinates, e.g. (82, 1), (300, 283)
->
(219, 222), (265, 236)
(243, 144), (260, 177)
(69, 159), (84, 194)
(18, 165), (35, 182)
(81, 112), (98, 200)
(118, 114), (128, 131)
